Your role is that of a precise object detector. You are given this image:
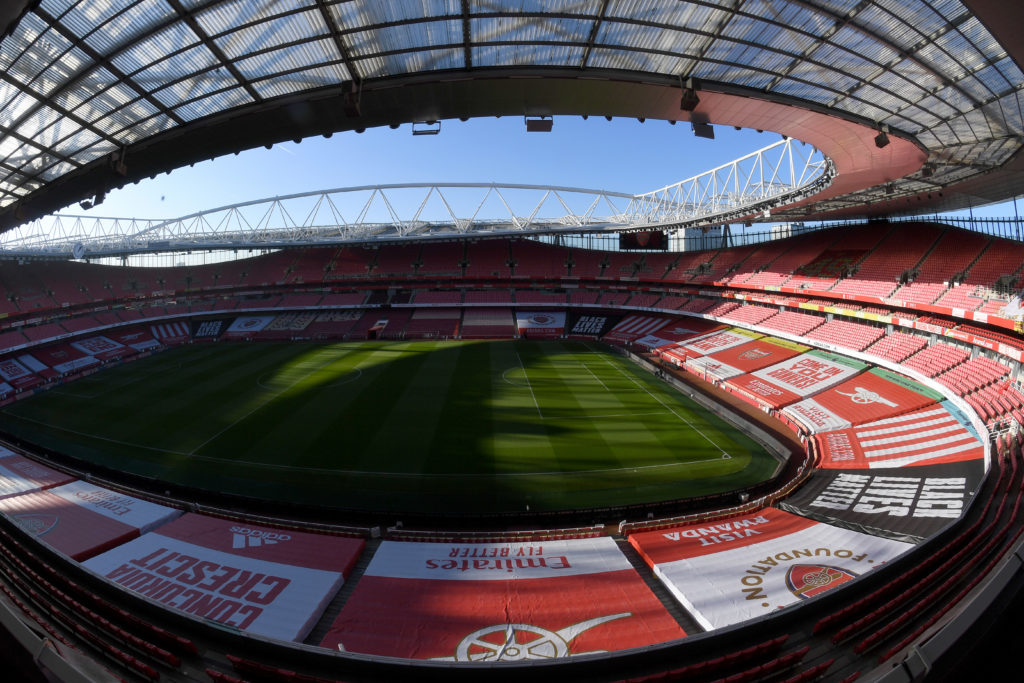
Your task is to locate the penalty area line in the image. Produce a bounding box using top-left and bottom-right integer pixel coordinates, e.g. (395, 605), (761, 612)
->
(585, 342), (732, 458)
(514, 349), (544, 420)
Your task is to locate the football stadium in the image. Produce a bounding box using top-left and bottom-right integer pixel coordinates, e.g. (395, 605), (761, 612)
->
(0, 2), (1023, 682)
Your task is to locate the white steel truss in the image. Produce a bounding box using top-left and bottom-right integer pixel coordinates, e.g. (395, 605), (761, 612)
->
(0, 140), (831, 260)
(625, 138), (831, 228)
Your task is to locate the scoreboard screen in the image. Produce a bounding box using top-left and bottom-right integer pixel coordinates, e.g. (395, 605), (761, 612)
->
(618, 230), (667, 251)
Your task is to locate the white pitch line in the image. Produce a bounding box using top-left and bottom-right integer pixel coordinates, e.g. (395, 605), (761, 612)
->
(179, 452), (732, 477)
(0, 411), (191, 457)
(581, 363), (610, 391)
(544, 411), (670, 421)
(514, 349), (544, 419)
(587, 343), (730, 456)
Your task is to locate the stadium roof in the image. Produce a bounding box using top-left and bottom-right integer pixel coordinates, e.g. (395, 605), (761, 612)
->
(1, 0), (1023, 233)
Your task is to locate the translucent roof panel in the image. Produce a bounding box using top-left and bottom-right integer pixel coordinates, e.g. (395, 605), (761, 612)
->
(0, 0), (1020, 225)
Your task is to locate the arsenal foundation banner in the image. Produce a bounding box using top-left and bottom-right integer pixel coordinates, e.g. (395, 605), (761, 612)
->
(84, 513), (365, 643)
(629, 508), (912, 631)
(319, 537), (686, 659)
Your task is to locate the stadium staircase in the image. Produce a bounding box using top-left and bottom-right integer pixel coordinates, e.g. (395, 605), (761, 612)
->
(303, 536), (382, 647)
(613, 538), (704, 636)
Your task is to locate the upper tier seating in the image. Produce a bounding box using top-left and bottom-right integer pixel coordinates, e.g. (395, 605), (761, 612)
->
(510, 240), (569, 279)
(786, 223), (891, 291)
(372, 244), (420, 278)
(513, 290), (566, 305)
(730, 230), (839, 288)
(888, 229), (988, 306)
(831, 223), (941, 299)
(465, 242), (511, 279)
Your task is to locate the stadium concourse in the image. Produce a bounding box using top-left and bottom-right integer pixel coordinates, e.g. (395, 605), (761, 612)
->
(0, 222), (1020, 682)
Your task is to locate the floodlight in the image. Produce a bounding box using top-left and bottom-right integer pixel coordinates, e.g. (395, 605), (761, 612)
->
(680, 77), (701, 111)
(525, 116), (553, 132)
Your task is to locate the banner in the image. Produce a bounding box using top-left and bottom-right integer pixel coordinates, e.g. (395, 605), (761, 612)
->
(319, 537), (686, 659)
(28, 345), (98, 374)
(781, 460), (985, 539)
(516, 311), (566, 337)
(682, 328), (762, 356)
(568, 314), (620, 337)
(726, 350), (866, 409)
(782, 368), (943, 435)
(71, 335), (127, 360)
(629, 508), (912, 630)
(0, 357), (40, 389)
(192, 320), (226, 339)
(0, 481), (181, 560)
(83, 514), (364, 642)
(0, 452), (75, 499)
(108, 328), (161, 351)
(706, 337), (809, 373)
(150, 322), (190, 341)
(813, 401), (985, 469)
(603, 315), (673, 343)
(225, 315), (276, 335)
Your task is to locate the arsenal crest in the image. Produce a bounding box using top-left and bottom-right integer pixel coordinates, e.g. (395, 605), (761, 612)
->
(15, 513), (58, 537)
(739, 348), (771, 361)
(785, 564), (856, 599)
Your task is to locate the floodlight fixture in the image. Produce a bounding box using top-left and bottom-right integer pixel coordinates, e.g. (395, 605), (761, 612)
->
(679, 77), (701, 111)
(525, 115), (553, 132)
(412, 120), (441, 136)
(691, 111), (714, 140)
(874, 124), (890, 148)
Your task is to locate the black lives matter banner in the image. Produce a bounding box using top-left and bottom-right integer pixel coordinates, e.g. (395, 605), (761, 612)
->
(781, 460), (985, 540)
(192, 319), (227, 339)
(567, 313), (621, 337)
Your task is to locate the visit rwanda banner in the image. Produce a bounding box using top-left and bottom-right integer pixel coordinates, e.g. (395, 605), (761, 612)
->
(629, 507), (911, 631)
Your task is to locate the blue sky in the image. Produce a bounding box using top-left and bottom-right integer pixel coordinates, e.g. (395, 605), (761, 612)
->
(78, 116), (1018, 222)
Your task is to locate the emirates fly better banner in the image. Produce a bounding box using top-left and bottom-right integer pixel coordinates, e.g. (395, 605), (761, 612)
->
(320, 537), (686, 659)
(84, 513), (365, 642)
(629, 508), (912, 631)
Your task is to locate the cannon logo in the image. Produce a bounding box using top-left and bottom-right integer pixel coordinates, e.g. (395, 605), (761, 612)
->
(428, 613), (631, 661)
(528, 314), (556, 326)
(15, 514), (58, 537)
(230, 526), (291, 549)
(739, 348), (772, 361)
(785, 564), (857, 599)
(836, 387), (898, 407)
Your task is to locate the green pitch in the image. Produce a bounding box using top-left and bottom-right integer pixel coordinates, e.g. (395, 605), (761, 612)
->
(0, 340), (779, 514)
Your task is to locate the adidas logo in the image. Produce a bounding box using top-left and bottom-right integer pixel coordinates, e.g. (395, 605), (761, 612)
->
(230, 526), (291, 549)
